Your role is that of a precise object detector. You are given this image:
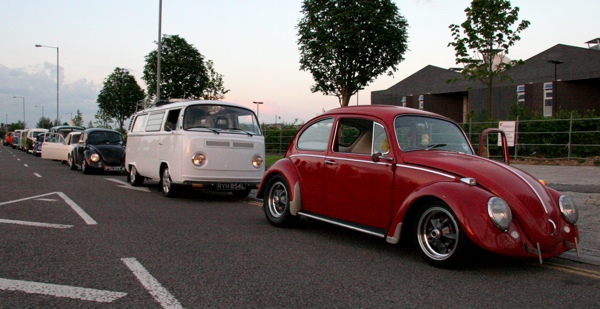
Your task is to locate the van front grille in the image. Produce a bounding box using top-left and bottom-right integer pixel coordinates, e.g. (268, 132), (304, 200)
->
(232, 142), (254, 149)
(206, 141), (231, 147)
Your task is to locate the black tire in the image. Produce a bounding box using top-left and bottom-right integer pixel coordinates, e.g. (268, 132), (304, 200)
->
(263, 175), (299, 227)
(129, 165), (144, 186)
(68, 155), (78, 170)
(413, 201), (471, 268)
(161, 166), (179, 197)
(82, 160), (92, 174)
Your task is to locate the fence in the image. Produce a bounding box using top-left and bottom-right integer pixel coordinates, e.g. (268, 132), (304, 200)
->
(263, 117), (600, 160)
(462, 116), (600, 161)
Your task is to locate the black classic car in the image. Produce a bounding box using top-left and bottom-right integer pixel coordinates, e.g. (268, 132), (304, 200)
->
(68, 128), (126, 174)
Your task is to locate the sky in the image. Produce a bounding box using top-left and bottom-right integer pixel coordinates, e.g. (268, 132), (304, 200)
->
(1, 0), (598, 128)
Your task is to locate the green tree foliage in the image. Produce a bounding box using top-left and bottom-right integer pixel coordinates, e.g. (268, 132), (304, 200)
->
(449, 0), (530, 115)
(36, 117), (54, 129)
(94, 108), (113, 129)
(143, 35), (209, 100)
(97, 67), (145, 131)
(72, 109), (84, 127)
(297, 0), (409, 107)
(203, 60), (230, 100)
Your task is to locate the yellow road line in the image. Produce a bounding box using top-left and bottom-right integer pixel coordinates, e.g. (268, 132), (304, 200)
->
(544, 263), (600, 280)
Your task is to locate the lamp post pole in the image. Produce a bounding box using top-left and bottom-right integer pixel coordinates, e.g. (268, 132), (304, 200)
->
(548, 59), (564, 110)
(253, 101), (264, 120)
(35, 105), (44, 119)
(13, 96), (25, 128)
(35, 44), (60, 125)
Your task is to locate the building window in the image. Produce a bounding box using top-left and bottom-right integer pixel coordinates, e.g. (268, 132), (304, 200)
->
(418, 95), (424, 110)
(401, 97), (406, 107)
(517, 85), (525, 104)
(543, 82), (553, 117)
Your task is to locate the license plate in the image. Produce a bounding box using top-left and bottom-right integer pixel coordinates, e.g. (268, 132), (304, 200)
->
(217, 183), (246, 190)
(104, 166), (125, 172)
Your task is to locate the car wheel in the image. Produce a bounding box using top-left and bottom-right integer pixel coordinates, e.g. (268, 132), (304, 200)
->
(263, 175), (299, 227)
(82, 160), (92, 175)
(414, 201), (471, 268)
(161, 166), (178, 197)
(68, 155), (77, 170)
(129, 165), (144, 186)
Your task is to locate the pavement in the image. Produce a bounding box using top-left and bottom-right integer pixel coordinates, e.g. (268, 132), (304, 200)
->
(513, 164), (600, 265)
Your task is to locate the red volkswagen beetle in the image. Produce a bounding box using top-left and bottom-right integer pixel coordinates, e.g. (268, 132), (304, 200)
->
(257, 106), (579, 267)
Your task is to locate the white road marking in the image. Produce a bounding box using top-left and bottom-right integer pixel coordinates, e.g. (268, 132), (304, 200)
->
(0, 192), (97, 225)
(34, 173), (42, 178)
(24, 164), (29, 167)
(56, 192), (97, 225)
(0, 219), (73, 229)
(106, 178), (151, 192)
(121, 258), (184, 309)
(0, 278), (127, 303)
(36, 198), (58, 202)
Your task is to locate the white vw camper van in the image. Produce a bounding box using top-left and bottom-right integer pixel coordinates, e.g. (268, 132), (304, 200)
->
(126, 100), (265, 197)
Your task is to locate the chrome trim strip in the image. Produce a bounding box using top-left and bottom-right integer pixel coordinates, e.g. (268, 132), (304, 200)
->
(482, 156), (550, 214)
(289, 154), (390, 166)
(298, 211), (386, 238)
(396, 164), (456, 179)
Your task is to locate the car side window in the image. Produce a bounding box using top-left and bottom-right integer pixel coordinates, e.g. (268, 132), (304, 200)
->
(164, 109), (181, 131)
(131, 114), (147, 132)
(333, 118), (388, 155)
(297, 118), (333, 151)
(145, 112), (165, 132)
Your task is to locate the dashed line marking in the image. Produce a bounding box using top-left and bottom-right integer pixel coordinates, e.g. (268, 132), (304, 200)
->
(34, 173), (42, 178)
(0, 278), (127, 303)
(23, 164), (29, 167)
(122, 258), (184, 309)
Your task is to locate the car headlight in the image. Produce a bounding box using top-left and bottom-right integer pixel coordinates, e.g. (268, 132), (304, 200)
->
(488, 197), (512, 232)
(252, 155), (264, 168)
(90, 153), (100, 162)
(559, 195), (578, 225)
(191, 152), (207, 167)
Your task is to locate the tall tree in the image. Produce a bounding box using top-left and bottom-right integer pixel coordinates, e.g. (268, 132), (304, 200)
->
(449, 0), (530, 115)
(72, 109), (84, 126)
(36, 117), (54, 129)
(202, 60), (230, 100)
(94, 108), (113, 129)
(143, 34), (210, 100)
(297, 0), (408, 107)
(97, 67), (145, 131)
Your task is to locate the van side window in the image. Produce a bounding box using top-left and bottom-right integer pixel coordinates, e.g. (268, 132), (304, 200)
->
(164, 109), (181, 131)
(131, 114), (147, 132)
(145, 112), (165, 132)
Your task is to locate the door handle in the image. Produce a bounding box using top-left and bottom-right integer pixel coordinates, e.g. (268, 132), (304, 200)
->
(324, 159), (337, 165)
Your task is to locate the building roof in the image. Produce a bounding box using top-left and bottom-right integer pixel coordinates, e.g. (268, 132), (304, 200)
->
(373, 43), (600, 96)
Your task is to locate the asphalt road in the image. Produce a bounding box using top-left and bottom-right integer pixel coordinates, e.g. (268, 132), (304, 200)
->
(1, 146), (599, 308)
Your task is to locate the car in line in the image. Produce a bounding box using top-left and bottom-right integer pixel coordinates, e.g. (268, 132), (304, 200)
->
(32, 133), (45, 157)
(3, 132), (13, 146)
(11, 130), (23, 149)
(257, 105), (580, 268)
(25, 128), (49, 153)
(42, 131), (82, 163)
(69, 128), (126, 174)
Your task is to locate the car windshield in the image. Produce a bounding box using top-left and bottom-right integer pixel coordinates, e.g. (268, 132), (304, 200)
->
(394, 115), (473, 154)
(87, 132), (123, 145)
(183, 104), (262, 136)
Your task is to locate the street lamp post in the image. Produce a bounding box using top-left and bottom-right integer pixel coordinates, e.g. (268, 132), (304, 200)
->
(548, 59), (564, 110)
(35, 105), (44, 118)
(13, 96), (25, 128)
(253, 101), (264, 120)
(35, 44), (60, 125)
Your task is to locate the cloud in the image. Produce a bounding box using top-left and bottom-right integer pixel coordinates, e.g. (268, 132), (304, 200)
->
(0, 64), (99, 127)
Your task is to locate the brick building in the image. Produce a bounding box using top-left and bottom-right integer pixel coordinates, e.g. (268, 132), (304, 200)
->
(371, 40), (600, 122)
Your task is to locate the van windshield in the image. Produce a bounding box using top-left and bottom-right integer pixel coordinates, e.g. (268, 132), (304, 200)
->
(183, 104), (261, 136)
